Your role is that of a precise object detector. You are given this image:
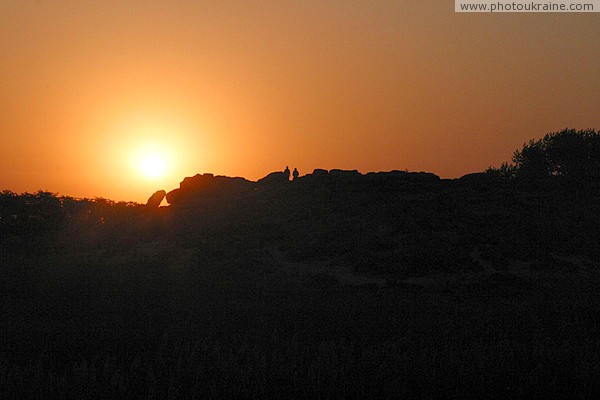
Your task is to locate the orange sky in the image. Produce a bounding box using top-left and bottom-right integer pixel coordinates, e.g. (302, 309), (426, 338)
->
(1, 1), (599, 202)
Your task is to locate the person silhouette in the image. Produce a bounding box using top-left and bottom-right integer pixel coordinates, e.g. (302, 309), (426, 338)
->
(284, 166), (290, 180)
(292, 168), (299, 180)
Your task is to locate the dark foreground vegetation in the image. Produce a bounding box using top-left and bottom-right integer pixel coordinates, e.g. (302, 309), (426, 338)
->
(2, 128), (600, 399)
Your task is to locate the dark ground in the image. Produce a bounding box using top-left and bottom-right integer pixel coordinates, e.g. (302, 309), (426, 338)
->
(2, 171), (600, 399)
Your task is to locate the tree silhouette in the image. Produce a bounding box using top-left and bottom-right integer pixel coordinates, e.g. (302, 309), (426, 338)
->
(505, 128), (600, 180)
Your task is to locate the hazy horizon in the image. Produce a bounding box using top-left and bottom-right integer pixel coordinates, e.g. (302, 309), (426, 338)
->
(1, 1), (598, 202)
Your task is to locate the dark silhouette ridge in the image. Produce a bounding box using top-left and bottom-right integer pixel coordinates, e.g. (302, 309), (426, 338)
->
(2, 128), (600, 398)
(164, 168), (442, 206)
(152, 128), (599, 270)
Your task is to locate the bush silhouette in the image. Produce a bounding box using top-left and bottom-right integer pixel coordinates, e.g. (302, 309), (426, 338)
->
(510, 128), (600, 180)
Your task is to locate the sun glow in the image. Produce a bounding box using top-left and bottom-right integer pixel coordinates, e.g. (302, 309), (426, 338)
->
(130, 142), (172, 181)
(139, 153), (166, 178)
(104, 108), (209, 200)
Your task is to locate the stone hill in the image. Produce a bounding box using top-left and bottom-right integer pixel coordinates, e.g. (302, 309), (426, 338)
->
(163, 169), (441, 206)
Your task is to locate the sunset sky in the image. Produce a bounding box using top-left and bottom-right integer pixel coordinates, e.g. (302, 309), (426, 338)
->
(1, 1), (599, 202)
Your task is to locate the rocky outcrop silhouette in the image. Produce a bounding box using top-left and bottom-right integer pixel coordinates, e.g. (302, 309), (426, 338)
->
(166, 173), (253, 206)
(146, 190), (166, 208)
(162, 169), (442, 207)
(256, 171), (289, 187)
(457, 172), (500, 189)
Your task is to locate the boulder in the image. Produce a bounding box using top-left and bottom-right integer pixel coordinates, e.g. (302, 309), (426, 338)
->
(457, 172), (500, 190)
(165, 188), (182, 205)
(146, 190), (166, 208)
(364, 170), (409, 187)
(329, 169), (362, 182)
(257, 171), (289, 187)
(166, 173), (253, 205)
(406, 172), (440, 183)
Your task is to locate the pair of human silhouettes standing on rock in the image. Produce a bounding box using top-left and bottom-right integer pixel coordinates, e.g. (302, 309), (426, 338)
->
(284, 166), (299, 181)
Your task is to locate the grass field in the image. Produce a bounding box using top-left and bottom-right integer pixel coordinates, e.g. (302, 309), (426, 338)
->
(2, 238), (600, 399)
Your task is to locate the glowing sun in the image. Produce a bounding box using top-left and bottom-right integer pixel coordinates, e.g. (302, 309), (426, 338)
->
(139, 154), (166, 178)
